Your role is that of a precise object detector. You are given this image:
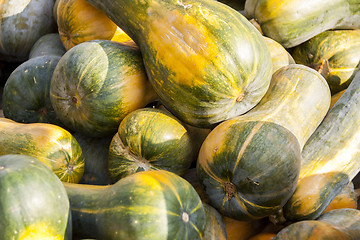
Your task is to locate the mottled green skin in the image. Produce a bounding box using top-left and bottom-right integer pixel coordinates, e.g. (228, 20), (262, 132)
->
(86, 0), (272, 128)
(50, 40), (156, 137)
(283, 71), (360, 221)
(203, 203), (227, 240)
(108, 108), (195, 182)
(292, 29), (360, 94)
(64, 170), (206, 240)
(197, 120), (301, 220)
(29, 33), (67, 59)
(0, 0), (57, 62)
(245, 0), (360, 48)
(0, 119), (85, 183)
(0, 154), (72, 240)
(2, 55), (62, 125)
(75, 132), (112, 185)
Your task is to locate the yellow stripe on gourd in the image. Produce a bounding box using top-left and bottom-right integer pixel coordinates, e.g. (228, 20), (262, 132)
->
(19, 223), (63, 240)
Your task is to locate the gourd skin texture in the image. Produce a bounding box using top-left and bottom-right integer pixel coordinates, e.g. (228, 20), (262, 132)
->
(292, 29), (360, 94)
(50, 40), (157, 138)
(283, 70), (360, 221)
(197, 120), (301, 220)
(245, 0), (360, 48)
(29, 33), (67, 59)
(0, 154), (72, 240)
(108, 108), (195, 182)
(0, 118), (85, 183)
(64, 170), (206, 240)
(264, 37), (295, 73)
(0, 0), (57, 62)
(86, 0), (273, 128)
(2, 55), (62, 125)
(203, 203), (227, 240)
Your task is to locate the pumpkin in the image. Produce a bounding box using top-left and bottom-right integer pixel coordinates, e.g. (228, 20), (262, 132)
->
(0, 118), (84, 183)
(264, 36), (295, 73)
(275, 208), (360, 239)
(0, 0), (57, 62)
(2, 55), (62, 125)
(283, 70), (360, 221)
(0, 154), (71, 239)
(86, 0), (273, 128)
(244, 0), (360, 48)
(64, 170), (206, 239)
(29, 33), (67, 59)
(108, 108), (195, 182)
(323, 181), (357, 213)
(57, 0), (132, 50)
(50, 40), (157, 137)
(203, 203), (227, 240)
(292, 29), (360, 94)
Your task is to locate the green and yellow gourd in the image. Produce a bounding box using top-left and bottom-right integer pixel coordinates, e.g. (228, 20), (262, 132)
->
(2, 55), (62, 125)
(85, 0), (273, 128)
(64, 170), (206, 240)
(283, 70), (360, 221)
(244, 0), (360, 48)
(292, 29), (360, 94)
(203, 203), (227, 240)
(197, 64), (331, 220)
(50, 40), (157, 138)
(0, 118), (84, 183)
(275, 208), (360, 239)
(29, 33), (67, 59)
(0, 154), (72, 240)
(264, 36), (295, 73)
(108, 108), (195, 182)
(0, 0), (57, 62)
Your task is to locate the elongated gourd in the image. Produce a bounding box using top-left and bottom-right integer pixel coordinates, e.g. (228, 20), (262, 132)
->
(0, 118), (84, 183)
(283, 70), (360, 221)
(196, 64), (330, 220)
(292, 29), (360, 94)
(245, 0), (360, 48)
(85, 0), (273, 128)
(64, 170), (206, 240)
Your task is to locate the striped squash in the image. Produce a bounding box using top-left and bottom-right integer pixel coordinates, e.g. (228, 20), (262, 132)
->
(85, 0), (273, 128)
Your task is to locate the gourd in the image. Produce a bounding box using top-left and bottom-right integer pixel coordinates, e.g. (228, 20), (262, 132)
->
(29, 33), (67, 59)
(283, 70), (360, 221)
(108, 108), (195, 182)
(244, 0), (360, 48)
(0, 0), (57, 62)
(57, 0), (132, 50)
(264, 36), (295, 73)
(323, 181), (357, 213)
(0, 118), (84, 183)
(63, 170), (206, 239)
(2, 55), (62, 125)
(275, 208), (360, 239)
(203, 203), (227, 240)
(292, 29), (360, 94)
(85, 0), (273, 128)
(196, 64), (330, 220)
(50, 40), (157, 137)
(0, 154), (72, 240)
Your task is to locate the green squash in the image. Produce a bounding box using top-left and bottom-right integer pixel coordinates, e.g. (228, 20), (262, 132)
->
(0, 118), (84, 183)
(203, 203), (227, 240)
(264, 36), (295, 73)
(108, 108), (195, 182)
(245, 0), (360, 48)
(0, 154), (72, 239)
(0, 0), (57, 62)
(50, 40), (157, 137)
(292, 29), (360, 94)
(275, 208), (360, 239)
(85, 0), (273, 128)
(2, 55), (62, 125)
(64, 170), (206, 239)
(29, 33), (67, 59)
(283, 70), (360, 221)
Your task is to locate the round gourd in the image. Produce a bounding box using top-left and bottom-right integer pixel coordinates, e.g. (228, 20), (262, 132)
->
(0, 0), (57, 62)
(0, 118), (84, 183)
(50, 40), (157, 137)
(2, 55), (62, 125)
(29, 33), (67, 59)
(0, 154), (71, 239)
(64, 170), (206, 239)
(86, 0), (273, 128)
(57, 0), (132, 50)
(203, 203), (227, 240)
(108, 108), (195, 182)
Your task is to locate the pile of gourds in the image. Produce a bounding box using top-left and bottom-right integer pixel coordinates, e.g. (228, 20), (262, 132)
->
(1, 0), (360, 239)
